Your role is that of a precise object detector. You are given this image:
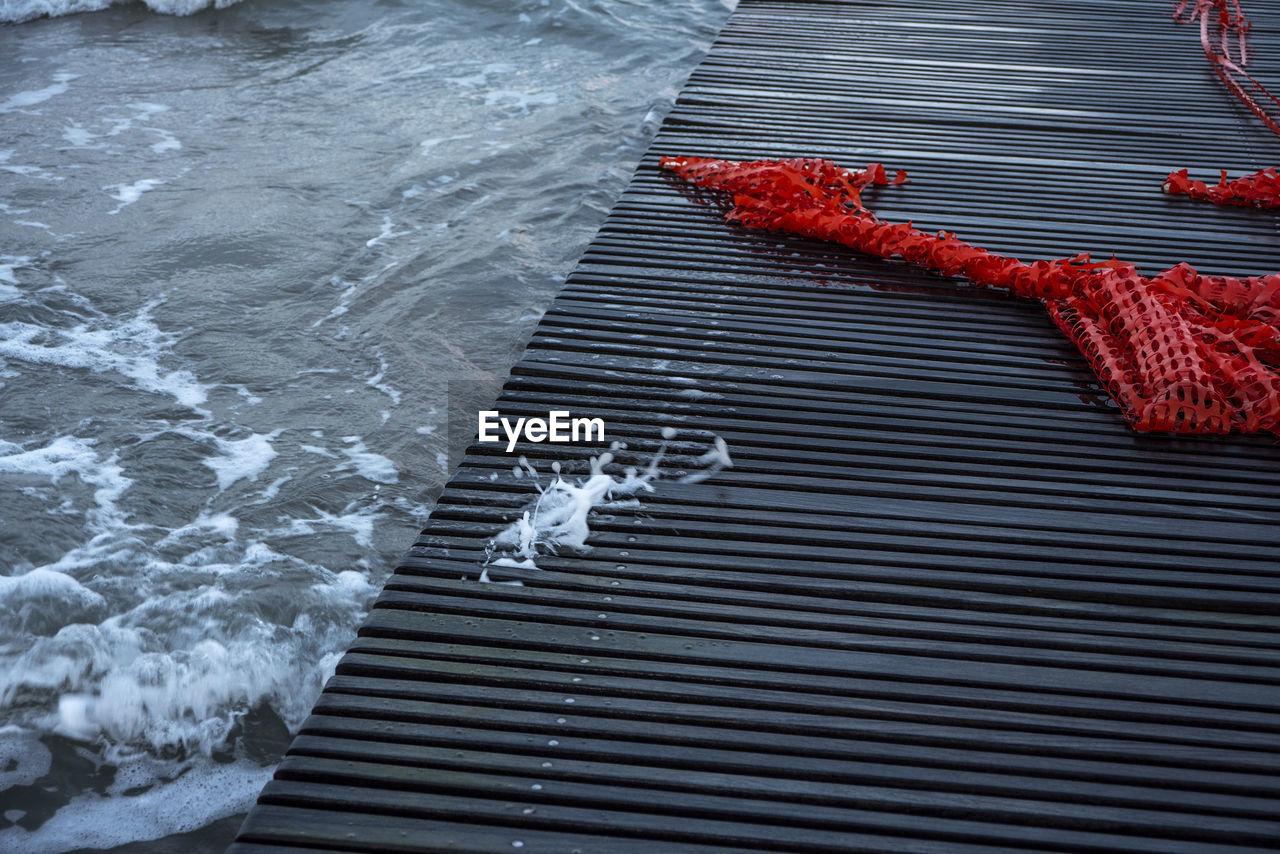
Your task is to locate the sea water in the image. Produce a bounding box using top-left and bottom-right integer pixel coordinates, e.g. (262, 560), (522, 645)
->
(0, 0), (733, 850)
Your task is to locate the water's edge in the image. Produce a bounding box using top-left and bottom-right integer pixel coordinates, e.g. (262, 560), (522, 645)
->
(0, 1), (733, 850)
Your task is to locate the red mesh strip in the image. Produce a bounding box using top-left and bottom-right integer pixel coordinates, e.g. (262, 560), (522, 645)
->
(1173, 0), (1277, 130)
(1165, 1), (1280, 206)
(1163, 166), (1280, 208)
(661, 155), (1280, 436)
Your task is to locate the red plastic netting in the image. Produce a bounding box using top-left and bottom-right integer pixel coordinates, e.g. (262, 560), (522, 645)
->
(660, 155), (1280, 435)
(1163, 166), (1280, 208)
(1164, 0), (1280, 206)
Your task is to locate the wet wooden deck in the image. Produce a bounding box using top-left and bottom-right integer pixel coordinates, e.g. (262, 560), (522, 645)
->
(231, 1), (1280, 851)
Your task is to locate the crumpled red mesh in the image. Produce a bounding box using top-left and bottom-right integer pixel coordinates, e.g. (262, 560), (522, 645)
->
(1164, 0), (1280, 206)
(661, 155), (1280, 435)
(1163, 166), (1280, 208)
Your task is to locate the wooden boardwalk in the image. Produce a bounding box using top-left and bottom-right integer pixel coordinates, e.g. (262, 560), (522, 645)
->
(231, 1), (1280, 851)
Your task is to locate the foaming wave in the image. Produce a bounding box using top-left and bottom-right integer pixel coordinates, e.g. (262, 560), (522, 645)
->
(0, 570), (108, 637)
(0, 755), (274, 854)
(0, 298), (212, 411)
(1, 537), (372, 738)
(0, 560), (371, 850)
(0, 427), (383, 850)
(0, 423), (402, 770)
(0, 435), (136, 574)
(1, 0), (244, 24)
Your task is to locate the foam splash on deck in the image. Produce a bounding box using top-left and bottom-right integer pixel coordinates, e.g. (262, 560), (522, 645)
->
(483, 430), (732, 574)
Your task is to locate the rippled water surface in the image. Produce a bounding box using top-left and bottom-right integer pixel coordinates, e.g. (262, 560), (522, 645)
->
(0, 0), (731, 849)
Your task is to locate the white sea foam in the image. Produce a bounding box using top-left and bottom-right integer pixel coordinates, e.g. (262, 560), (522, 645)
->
(0, 430), (375, 817)
(485, 433), (732, 571)
(418, 134), (472, 155)
(0, 757), (273, 854)
(0, 149), (62, 182)
(0, 436), (134, 572)
(0, 298), (212, 410)
(339, 436), (398, 484)
(148, 130), (182, 153)
(0, 569), (108, 636)
(311, 275), (359, 326)
(271, 502), (382, 549)
(0, 72), (77, 113)
(1, 556), (375, 761)
(199, 430), (281, 493)
(60, 122), (99, 148)
(0, 255), (34, 301)
(57, 102), (180, 154)
(365, 215), (409, 248)
(53, 635), (269, 747)
(0, 726), (52, 790)
(104, 178), (163, 214)
(487, 456), (654, 569)
(251, 476), (288, 504)
(157, 510), (239, 546)
(365, 358), (402, 405)
(484, 89), (559, 113)
(444, 63), (516, 89)
(1, 0), (244, 24)
(677, 435), (732, 484)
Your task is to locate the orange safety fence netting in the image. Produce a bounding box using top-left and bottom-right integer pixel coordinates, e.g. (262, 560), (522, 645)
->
(660, 155), (1280, 436)
(1164, 0), (1280, 206)
(1163, 166), (1280, 208)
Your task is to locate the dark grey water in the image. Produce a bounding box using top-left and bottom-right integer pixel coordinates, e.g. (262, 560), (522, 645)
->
(0, 0), (732, 850)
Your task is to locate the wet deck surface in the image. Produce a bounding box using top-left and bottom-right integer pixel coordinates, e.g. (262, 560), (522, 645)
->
(231, 1), (1280, 851)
